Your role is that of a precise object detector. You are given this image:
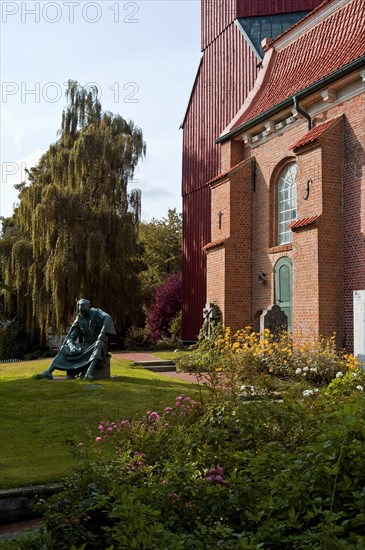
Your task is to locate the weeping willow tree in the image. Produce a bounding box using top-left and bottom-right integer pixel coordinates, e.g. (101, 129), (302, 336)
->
(0, 80), (146, 339)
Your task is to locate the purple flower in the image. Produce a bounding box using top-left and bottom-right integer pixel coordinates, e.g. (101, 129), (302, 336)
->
(164, 407), (173, 414)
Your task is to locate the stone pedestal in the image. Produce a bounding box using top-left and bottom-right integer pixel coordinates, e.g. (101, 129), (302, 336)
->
(66, 355), (111, 379)
(93, 355), (111, 379)
(354, 290), (365, 367)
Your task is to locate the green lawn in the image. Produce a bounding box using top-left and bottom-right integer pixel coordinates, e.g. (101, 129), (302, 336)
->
(0, 356), (197, 489)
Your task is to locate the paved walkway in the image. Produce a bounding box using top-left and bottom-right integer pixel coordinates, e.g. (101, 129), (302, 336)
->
(114, 351), (202, 384)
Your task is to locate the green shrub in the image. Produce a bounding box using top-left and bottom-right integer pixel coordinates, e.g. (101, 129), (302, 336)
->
(125, 325), (152, 348)
(0, 321), (27, 360)
(38, 389), (365, 549)
(175, 327), (361, 397)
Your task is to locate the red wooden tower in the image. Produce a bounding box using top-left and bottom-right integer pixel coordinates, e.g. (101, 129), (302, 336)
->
(181, 0), (323, 340)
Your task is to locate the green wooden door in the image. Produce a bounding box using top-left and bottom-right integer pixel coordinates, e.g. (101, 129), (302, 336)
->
(274, 257), (292, 331)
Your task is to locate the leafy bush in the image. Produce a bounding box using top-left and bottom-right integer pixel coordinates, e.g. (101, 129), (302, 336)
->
(125, 324), (152, 348)
(146, 273), (182, 342)
(29, 324), (364, 549)
(0, 321), (27, 360)
(175, 327), (361, 397)
(37, 389), (365, 549)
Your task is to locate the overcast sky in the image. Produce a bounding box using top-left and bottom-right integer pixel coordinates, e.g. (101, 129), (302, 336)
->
(0, 0), (201, 221)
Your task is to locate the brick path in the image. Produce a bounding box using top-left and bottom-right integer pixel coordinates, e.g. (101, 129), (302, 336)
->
(0, 517), (43, 540)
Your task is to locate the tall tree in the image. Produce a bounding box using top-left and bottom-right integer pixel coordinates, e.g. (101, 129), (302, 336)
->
(0, 80), (146, 338)
(138, 209), (182, 304)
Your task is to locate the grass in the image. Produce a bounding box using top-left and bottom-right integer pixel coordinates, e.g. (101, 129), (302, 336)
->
(0, 355), (197, 489)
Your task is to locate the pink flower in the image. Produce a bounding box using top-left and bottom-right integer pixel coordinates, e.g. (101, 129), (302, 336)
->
(95, 437), (102, 442)
(164, 407), (173, 414)
(120, 420), (130, 427)
(148, 412), (161, 423)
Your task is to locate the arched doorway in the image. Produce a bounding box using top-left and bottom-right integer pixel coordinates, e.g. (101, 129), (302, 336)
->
(274, 257), (293, 332)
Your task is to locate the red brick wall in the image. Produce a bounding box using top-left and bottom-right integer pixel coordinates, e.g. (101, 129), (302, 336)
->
(252, 123), (306, 323)
(207, 159), (253, 331)
(225, 160), (253, 331)
(292, 145), (322, 339)
(318, 118), (344, 344)
(207, 90), (364, 350)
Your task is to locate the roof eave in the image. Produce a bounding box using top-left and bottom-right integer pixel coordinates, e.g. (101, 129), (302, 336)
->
(216, 55), (365, 144)
(180, 55), (204, 130)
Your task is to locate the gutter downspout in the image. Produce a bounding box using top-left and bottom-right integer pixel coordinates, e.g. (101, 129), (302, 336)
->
(293, 95), (312, 130)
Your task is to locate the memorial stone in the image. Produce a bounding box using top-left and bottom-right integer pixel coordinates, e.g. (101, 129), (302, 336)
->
(260, 304), (287, 337)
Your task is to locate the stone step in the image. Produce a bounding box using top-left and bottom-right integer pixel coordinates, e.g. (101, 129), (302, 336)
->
(133, 360), (176, 372)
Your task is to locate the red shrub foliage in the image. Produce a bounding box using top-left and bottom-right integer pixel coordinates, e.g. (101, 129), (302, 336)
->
(146, 274), (182, 341)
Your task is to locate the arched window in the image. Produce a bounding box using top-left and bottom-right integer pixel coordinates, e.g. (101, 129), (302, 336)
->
(278, 163), (297, 244)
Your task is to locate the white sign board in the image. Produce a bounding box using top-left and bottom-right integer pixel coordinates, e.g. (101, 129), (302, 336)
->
(354, 290), (365, 367)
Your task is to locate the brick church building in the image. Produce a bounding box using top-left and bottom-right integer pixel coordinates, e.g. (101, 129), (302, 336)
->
(182, 0), (365, 350)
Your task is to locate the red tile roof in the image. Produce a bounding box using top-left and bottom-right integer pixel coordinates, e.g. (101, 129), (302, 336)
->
(292, 116), (342, 151)
(288, 215), (320, 229)
(222, 0), (365, 137)
(203, 237), (229, 251)
(208, 157), (251, 186)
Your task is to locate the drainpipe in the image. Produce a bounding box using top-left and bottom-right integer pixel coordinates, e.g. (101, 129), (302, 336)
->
(293, 95), (312, 130)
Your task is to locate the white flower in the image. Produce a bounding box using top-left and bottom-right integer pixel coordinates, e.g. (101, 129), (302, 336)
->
(295, 368), (302, 375)
(336, 371), (343, 378)
(303, 388), (319, 397)
(356, 385), (364, 391)
(303, 367), (309, 373)
(352, 372), (358, 378)
(310, 368), (316, 373)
